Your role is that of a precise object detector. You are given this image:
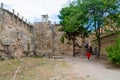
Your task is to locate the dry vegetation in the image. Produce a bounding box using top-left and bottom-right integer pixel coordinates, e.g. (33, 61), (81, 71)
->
(0, 57), (82, 80)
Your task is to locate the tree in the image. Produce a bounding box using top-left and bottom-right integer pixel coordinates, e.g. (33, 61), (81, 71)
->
(104, 13), (120, 33)
(81, 0), (120, 57)
(58, 1), (88, 57)
(59, 0), (120, 58)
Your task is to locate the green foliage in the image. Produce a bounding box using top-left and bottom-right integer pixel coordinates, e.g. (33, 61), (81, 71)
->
(106, 38), (120, 66)
(81, 0), (120, 57)
(105, 30), (113, 34)
(58, 1), (89, 56)
(59, 0), (120, 57)
(27, 43), (30, 52)
(58, 27), (64, 31)
(104, 13), (120, 33)
(58, 0), (88, 41)
(59, 0), (120, 40)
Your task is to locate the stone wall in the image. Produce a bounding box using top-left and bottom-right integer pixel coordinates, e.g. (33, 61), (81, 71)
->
(54, 25), (93, 55)
(34, 22), (52, 50)
(33, 21), (52, 56)
(0, 3), (93, 59)
(0, 4), (34, 59)
(92, 33), (118, 56)
(53, 25), (73, 55)
(33, 20), (92, 56)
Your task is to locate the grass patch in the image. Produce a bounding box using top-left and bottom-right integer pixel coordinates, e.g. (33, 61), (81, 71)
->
(0, 57), (71, 80)
(0, 59), (20, 80)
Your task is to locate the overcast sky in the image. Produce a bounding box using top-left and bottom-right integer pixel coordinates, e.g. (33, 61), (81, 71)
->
(0, 0), (70, 24)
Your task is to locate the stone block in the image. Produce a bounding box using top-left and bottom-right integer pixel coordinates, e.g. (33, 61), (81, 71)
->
(2, 38), (13, 46)
(14, 49), (24, 58)
(0, 45), (4, 51)
(0, 52), (9, 60)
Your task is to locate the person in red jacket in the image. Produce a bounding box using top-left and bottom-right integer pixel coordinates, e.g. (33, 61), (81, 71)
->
(86, 46), (91, 60)
(86, 51), (91, 59)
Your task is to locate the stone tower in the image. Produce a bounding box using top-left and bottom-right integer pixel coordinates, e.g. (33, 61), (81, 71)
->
(41, 15), (48, 23)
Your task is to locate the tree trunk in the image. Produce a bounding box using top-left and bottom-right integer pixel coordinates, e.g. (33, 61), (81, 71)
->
(97, 36), (101, 58)
(72, 36), (76, 57)
(97, 21), (101, 58)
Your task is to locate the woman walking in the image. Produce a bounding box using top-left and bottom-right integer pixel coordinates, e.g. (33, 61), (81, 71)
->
(86, 46), (91, 60)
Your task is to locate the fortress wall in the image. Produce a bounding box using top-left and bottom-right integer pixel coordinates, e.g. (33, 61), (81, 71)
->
(0, 4), (34, 59)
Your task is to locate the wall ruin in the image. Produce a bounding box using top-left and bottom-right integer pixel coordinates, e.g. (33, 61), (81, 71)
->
(0, 3), (34, 59)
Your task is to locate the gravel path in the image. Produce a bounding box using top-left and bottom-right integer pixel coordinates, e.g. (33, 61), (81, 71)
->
(63, 56), (120, 80)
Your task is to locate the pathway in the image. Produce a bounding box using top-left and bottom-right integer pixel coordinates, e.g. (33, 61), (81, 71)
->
(63, 56), (120, 80)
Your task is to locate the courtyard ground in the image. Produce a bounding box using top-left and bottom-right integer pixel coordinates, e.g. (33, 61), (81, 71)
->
(64, 56), (120, 80)
(0, 56), (120, 80)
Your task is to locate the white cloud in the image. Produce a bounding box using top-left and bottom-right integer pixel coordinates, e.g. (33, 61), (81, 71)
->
(0, 0), (69, 23)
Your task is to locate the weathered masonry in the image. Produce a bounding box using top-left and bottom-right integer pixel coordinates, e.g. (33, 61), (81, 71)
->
(33, 15), (53, 57)
(0, 3), (34, 60)
(33, 15), (88, 56)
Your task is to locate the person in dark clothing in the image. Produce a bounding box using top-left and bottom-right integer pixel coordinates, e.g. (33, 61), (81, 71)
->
(89, 46), (93, 54)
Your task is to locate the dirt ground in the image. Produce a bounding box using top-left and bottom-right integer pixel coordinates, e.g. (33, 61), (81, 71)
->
(63, 55), (120, 80)
(0, 56), (120, 80)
